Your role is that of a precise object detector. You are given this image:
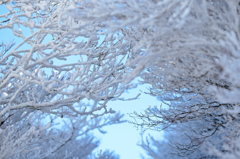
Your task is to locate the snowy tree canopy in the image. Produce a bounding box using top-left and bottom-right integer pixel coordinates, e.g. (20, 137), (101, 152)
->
(1, 0), (240, 158)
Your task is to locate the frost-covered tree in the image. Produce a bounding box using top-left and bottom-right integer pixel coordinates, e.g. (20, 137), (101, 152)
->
(0, 107), (123, 159)
(0, 0), (129, 158)
(0, 0), (135, 121)
(2, 0), (240, 158)
(122, 0), (240, 158)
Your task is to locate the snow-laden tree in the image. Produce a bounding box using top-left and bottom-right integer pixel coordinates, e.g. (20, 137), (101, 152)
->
(0, 0), (130, 158)
(57, 0), (239, 158)
(117, 0), (240, 158)
(2, 0), (240, 158)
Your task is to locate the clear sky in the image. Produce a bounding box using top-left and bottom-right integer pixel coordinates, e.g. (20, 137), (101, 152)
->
(94, 82), (163, 159)
(0, 4), (163, 159)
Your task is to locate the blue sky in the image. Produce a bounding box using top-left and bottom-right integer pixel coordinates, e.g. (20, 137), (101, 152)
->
(94, 82), (163, 159)
(0, 4), (163, 158)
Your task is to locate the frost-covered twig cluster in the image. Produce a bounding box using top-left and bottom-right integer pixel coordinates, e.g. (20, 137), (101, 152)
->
(0, 108), (123, 158)
(0, 0), (129, 158)
(0, 0), (134, 119)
